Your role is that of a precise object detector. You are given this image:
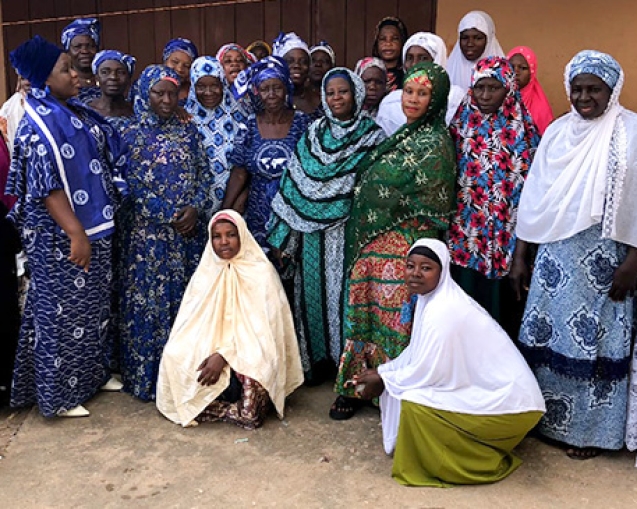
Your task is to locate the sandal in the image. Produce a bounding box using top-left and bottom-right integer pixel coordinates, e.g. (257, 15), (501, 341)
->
(329, 395), (362, 421)
(566, 447), (601, 460)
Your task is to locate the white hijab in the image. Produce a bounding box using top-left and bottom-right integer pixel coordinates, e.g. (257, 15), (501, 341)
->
(378, 239), (545, 454)
(517, 50), (637, 248)
(156, 210), (304, 426)
(376, 32), (462, 134)
(446, 11), (504, 92)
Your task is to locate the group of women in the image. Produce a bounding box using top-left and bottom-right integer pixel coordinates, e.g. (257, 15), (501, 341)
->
(2, 8), (637, 488)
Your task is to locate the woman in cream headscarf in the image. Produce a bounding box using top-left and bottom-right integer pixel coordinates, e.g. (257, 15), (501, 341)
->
(157, 210), (304, 429)
(446, 11), (504, 92)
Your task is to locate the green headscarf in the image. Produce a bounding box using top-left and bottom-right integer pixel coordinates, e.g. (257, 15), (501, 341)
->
(344, 61), (457, 273)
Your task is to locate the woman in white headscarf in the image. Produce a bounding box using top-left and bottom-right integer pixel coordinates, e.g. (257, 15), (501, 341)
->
(446, 11), (504, 92)
(353, 238), (544, 487)
(156, 210), (304, 429)
(375, 32), (464, 134)
(514, 50), (637, 460)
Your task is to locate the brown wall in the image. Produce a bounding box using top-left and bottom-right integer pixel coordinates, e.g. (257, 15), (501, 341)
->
(437, 0), (637, 115)
(1, 0), (436, 101)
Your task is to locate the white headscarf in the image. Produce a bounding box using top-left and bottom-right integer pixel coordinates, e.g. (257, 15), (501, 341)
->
(446, 11), (504, 91)
(517, 50), (637, 248)
(156, 210), (304, 426)
(377, 238), (545, 454)
(402, 32), (448, 68)
(272, 32), (310, 59)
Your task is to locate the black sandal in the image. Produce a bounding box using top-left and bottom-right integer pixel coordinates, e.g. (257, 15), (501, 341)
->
(566, 447), (601, 460)
(329, 395), (362, 421)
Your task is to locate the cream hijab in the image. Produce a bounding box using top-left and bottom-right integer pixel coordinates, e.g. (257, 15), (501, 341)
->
(156, 210), (304, 426)
(447, 11), (504, 92)
(378, 239), (545, 454)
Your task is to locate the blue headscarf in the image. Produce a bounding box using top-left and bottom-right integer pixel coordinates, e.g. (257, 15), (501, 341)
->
(162, 38), (198, 62)
(134, 65), (181, 119)
(92, 50), (136, 76)
(61, 18), (101, 51)
(232, 56), (293, 110)
(9, 35), (62, 90)
(567, 50), (622, 90)
(272, 32), (310, 58)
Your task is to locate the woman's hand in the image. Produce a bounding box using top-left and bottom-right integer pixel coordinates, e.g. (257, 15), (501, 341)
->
(610, 248), (637, 301)
(509, 239), (530, 301)
(69, 232), (91, 272)
(172, 206), (198, 237)
(353, 369), (384, 400)
(233, 188), (249, 215)
(197, 353), (227, 386)
(175, 106), (192, 124)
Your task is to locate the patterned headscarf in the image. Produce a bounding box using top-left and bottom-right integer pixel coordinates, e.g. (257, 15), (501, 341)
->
(449, 56), (540, 278)
(9, 35), (62, 90)
(232, 56), (294, 110)
(61, 18), (101, 50)
(216, 43), (256, 65)
(134, 64), (181, 119)
(321, 68), (366, 129)
(92, 50), (136, 76)
(372, 17), (409, 61)
(310, 41), (336, 66)
(272, 32), (310, 58)
(162, 38), (198, 62)
(567, 49), (622, 92)
(354, 57), (387, 78)
(405, 61), (450, 123)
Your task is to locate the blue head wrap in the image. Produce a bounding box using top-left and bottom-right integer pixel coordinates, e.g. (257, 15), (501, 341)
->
(61, 18), (101, 51)
(92, 50), (136, 76)
(272, 32), (310, 58)
(567, 50), (622, 90)
(134, 65), (181, 118)
(10, 35), (62, 90)
(232, 56), (294, 110)
(162, 38), (199, 62)
(310, 40), (336, 65)
(186, 56), (224, 112)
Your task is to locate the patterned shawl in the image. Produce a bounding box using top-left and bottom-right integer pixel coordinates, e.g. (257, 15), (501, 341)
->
(268, 68), (385, 242)
(344, 62), (457, 273)
(448, 56), (539, 278)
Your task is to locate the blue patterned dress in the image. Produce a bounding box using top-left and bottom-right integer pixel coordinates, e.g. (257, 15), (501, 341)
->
(118, 65), (212, 401)
(228, 111), (308, 247)
(6, 94), (127, 417)
(518, 224), (633, 449)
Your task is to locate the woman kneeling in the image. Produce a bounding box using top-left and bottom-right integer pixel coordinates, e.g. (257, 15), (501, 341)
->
(353, 239), (545, 487)
(156, 210), (304, 429)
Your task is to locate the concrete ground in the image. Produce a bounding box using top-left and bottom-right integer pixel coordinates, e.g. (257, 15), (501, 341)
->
(1, 383), (636, 509)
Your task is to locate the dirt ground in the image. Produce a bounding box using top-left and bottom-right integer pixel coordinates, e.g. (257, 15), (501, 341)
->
(1, 383), (636, 509)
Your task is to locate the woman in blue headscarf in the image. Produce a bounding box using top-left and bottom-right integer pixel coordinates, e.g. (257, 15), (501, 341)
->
(162, 38), (198, 106)
(88, 50), (136, 132)
(61, 18), (101, 104)
(118, 64), (212, 401)
(185, 56), (247, 219)
(6, 35), (128, 418)
(514, 50), (637, 459)
(222, 56), (309, 248)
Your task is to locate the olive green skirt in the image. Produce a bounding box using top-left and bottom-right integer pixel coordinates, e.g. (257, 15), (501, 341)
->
(392, 400), (542, 487)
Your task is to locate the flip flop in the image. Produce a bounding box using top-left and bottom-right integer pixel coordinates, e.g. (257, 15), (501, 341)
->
(329, 395), (362, 421)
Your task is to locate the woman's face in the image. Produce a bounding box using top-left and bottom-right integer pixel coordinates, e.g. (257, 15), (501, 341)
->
(46, 53), (79, 101)
(211, 220), (241, 260)
(284, 49), (310, 87)
(149, 79), (179, 118)
(164, 50), (193, 83)
(377, 25), (402, 65)
(258, 78), (287, 112)
(221, 49), (247, 85)
(401, 80), (432, 124)
(405, 253), (441, 296)
(570, 73), (612, 120)
(195, 75), (223, 109)
(459, 28), (487, 62)
(68, 34), (97, 72)
(404, 46), (433, 72)
(325, 77), (355, 121)
(310, 50), (333, 85)
(509, 53), (531, 90)
(361, 67), (386, 110)
(473, 77), (507, 115)
(97, 60), (130, 97)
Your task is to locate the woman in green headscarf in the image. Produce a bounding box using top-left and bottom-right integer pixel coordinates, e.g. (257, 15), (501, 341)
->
(330, 62), (457, 420)
(268, 67), (386, 384)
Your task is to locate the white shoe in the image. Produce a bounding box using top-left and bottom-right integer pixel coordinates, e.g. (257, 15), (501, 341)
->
(59, 405), (90, 418)
(100, 377), (123, 392)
